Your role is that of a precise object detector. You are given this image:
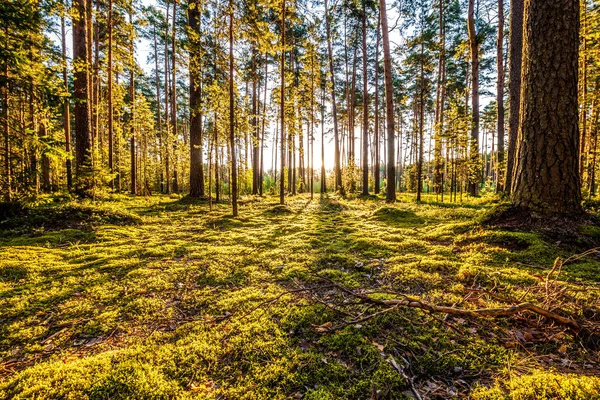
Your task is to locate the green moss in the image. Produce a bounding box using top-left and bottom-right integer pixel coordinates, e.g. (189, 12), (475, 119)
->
(1, 194), (598, 399)
(472, 370), (600, 399)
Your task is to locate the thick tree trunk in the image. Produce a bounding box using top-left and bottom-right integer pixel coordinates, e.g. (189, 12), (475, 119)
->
(510, 0), (582, 214)
(505, 0), (523, 194)
(496, 0), (505, 192)
(379, 0), (395, 203)
(188, 0), (205, 198)
(467, 0), (480, 196)
(72, 0), (92, 187)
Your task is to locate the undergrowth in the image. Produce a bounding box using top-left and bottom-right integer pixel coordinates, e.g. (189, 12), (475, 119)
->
(0, 193), (599, 398)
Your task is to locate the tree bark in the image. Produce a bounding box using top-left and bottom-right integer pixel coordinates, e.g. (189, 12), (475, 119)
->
(188, 0), (205, 197)
(510, 0), (582, 214)
(61, 9), (73, 191)
(280, 0), (286, 204)
(505, 0), (523, 194)
(325, 0), (343, 193)
(496, 0), (505, 192)
(379, 0), (395, 203)
(229, 0), (238, 216)
(467, 0), (480, 196)
(72, 0), (92, 187)
(361, 0), (369, 195)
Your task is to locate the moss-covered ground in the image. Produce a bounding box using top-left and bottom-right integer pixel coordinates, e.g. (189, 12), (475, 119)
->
(1, 193), (599, 399)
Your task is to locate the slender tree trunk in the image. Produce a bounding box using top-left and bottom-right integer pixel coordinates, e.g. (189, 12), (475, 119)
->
(361, 0), (369, 195)
(321, 91), (326, 193)
(505, 0), (523, 193)
(153, 25), (163, 193)
(280, 0), (286, 204)
(259, 56), (268, 196)
(417, 41), (425, 202)
(325, 0), (343, 193)
(374, 11), (381, 194)
(379, 0), (395, 202)
(165, 1), (171, 193)
(496, 0), (505, 192)
(129, 11), (136, 195)
(433, 0), (445, 197)
(510, 0), (581, 214)
(229, 0), (238, 216)
(251, 53), (259, 194)
(171, 0), (179, 193)
(61, 10), (73, 191)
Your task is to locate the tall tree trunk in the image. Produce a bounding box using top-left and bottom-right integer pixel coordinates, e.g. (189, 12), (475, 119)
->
(129, 10), (136, 195)
(374, 11), (381, 194)
(259, 56), (268, 196)
(505, 0), (523, 193)
(510, 0), (581, 214)
(72, 0), (92, 190)
(188, 0), (205, 197)
(229, 0), (238, 216)
(252, 53), (259, 195)
(164, 1), (171, 193)
(433, 0), (445, 197)
(379, 0), (395, 203)
(280, 0), (286, 204)
(325, 0), (343, 193)
(61, 10), (73, 191)
(361, 0), (369, 195)
(467, 0), (480, 196)
(321, 90), (326, 193)
(171, 0), (179, 193)
(417, 41), (425, 202)
(496, 0), (505, 192)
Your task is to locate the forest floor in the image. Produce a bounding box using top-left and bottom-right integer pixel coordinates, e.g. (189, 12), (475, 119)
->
(1, 193), (600, 399)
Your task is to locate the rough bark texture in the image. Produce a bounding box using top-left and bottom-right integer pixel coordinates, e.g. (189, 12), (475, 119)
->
(280, 0), (286, 204)
(228, 0), (238, 216)
(505, 0), (523, 194)
(379, 0), (395, 203)
(496, 0), (505, 192)
(188, 0), (205, 198)
(61, 12), (72, 190)
(433, 0), (445, 196)
(374, 12), (381, 194)
(72, 0), (92, 179)
(361, 0), (369, 196)
(510, 0), (582, 214)
(467, 0), (480, 196)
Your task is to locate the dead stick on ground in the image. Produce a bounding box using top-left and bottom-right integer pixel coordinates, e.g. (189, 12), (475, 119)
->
(313, 276), (582, 331)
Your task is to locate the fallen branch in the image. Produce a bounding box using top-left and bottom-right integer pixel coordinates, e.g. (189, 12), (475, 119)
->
(312, 275), (582, 331)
